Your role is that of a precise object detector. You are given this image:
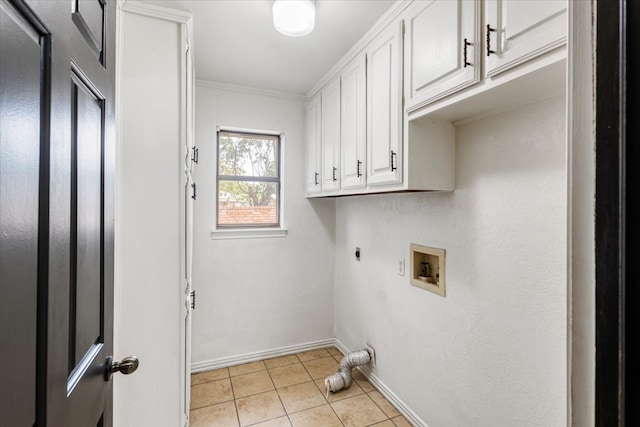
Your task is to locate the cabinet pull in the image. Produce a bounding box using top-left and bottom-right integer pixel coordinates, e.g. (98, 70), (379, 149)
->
(191, 146), (199, 164)
(332, 167), (337, 182)
(356, 160), (362, 178)
(486, 24), (496, 56)
(463, 38), (472, 67)
(314, 172), (319, 185)
(390, 151), (397, 172)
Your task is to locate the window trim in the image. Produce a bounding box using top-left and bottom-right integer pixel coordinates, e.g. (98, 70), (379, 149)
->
(210, 227), (288, 240)
(214, 126), (284, 233)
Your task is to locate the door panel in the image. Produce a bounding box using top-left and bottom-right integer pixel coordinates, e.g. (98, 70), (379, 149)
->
(413, 1), (459, 90)
(367, 21), (402, 186)
(506, 0), (564, 38)
(69, 70), (105, 383)
(305, 94), (322, 194)
(370, 43), (391, 172)
(1, 0), (117, 425)
(183, 30), (195, 424)
(340, 55), (366, 190)
(62, 0), (116, 422)
(485, 0), (567, 77)
(404, 0), (480, 111)
(0, 1), (43, 425)
(321, 78), (341, 191)
(72, 0), (105, 62)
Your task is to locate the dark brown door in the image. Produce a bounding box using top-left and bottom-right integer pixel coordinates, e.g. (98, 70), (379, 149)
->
(595, 0), (638, 425)
(0, 0), (116, 425)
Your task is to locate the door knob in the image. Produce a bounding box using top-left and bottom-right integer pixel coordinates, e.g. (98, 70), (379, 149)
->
(105, 355), (139, 381)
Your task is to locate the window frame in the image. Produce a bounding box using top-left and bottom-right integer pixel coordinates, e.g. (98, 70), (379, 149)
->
(214, 126), (283, 232)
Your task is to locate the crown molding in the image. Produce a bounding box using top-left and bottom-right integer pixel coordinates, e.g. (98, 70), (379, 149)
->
(305, 0), (412, 99)
(119, 0), (192, 24)
(196, 79), (306, 102)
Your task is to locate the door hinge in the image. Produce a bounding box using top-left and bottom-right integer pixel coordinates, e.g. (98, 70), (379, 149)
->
(190, 290), (196, 310)
(191, 146), (199, 164)
(191, 182), (196, 200)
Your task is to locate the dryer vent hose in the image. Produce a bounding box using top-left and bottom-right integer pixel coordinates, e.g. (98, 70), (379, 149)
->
(324, 349), (372, 397)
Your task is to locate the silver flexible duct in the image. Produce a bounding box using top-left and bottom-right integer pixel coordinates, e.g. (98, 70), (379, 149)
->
(324, 349), (372, 397)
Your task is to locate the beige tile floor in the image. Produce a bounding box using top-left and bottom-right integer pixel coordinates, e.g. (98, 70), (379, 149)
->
(190, 346), (413, 427)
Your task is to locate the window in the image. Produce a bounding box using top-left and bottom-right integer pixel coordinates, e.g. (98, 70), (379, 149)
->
(216, 128), (281, 229)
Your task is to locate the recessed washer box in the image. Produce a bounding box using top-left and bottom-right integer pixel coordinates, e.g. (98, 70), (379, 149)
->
(410, 244), (446, 297)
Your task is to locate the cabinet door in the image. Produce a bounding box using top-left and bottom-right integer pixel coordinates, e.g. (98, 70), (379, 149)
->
(485, 0), (567, 77)
(340, 55), (366, 190)
(367, 21), (403, 187)
(404, 0), (480, 112)
(321, 78), (341, 191)
(305, 93), (322, 194)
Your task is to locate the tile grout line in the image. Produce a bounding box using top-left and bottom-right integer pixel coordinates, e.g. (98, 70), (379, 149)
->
(264, 364), (288, 426)
(226, 372), (240, 427)
(189, 380), (237, 411)
(287, 348), (343, 426)
(270, 373), (291, 427)
(327, 395), (347, 426)
(192, 348), (406, 427)
(309, 351), (346, 427)
(323, 358), (392, 426)
(367, 390), (397, 420)
(233, 396), (240, 427)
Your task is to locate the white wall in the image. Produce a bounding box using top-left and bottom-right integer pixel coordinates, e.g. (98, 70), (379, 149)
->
(334, 95), (567, 426)
(191, 83), (336, 365)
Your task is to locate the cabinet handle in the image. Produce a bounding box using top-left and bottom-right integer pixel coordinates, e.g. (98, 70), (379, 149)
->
(463, 38), (472, 67)
(486, 24), (496, 56)
(191, 146), (199, 164)
(332, 167), (337, 182)
(356, 160), (362, 178)
(390, 151), (397, 172)
(314, 172), (319, 185)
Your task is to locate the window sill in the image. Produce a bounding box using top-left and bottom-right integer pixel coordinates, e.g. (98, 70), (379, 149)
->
(210, 228), (288, 240)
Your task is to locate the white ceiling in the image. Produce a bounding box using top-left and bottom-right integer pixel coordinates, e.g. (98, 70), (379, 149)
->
(143, 0), (397, 94)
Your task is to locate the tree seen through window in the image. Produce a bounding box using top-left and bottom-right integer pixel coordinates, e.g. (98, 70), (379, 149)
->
(217, 130), (280, 227)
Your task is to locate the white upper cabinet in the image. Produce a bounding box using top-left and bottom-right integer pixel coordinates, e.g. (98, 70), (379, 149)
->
(340, 55), (367, 190)
(484, 0), (567, 77)
(321, 77), (341, 192)
(304, 0), (566, 198)
(305, 93), (322, 194)
(367, 20), (403, 187)
(404, 0), (481, 112)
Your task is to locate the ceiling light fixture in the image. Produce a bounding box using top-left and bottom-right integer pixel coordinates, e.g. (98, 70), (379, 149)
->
(272, 0), (316, 37)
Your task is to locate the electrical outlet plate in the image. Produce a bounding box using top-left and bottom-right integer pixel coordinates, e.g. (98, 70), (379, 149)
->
(364, 342), (376, 368)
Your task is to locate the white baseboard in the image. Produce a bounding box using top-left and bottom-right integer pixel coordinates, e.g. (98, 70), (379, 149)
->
(192, 338), (427, 427)
(190, 338), (335, 373)
(334, 339), (428, 427)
